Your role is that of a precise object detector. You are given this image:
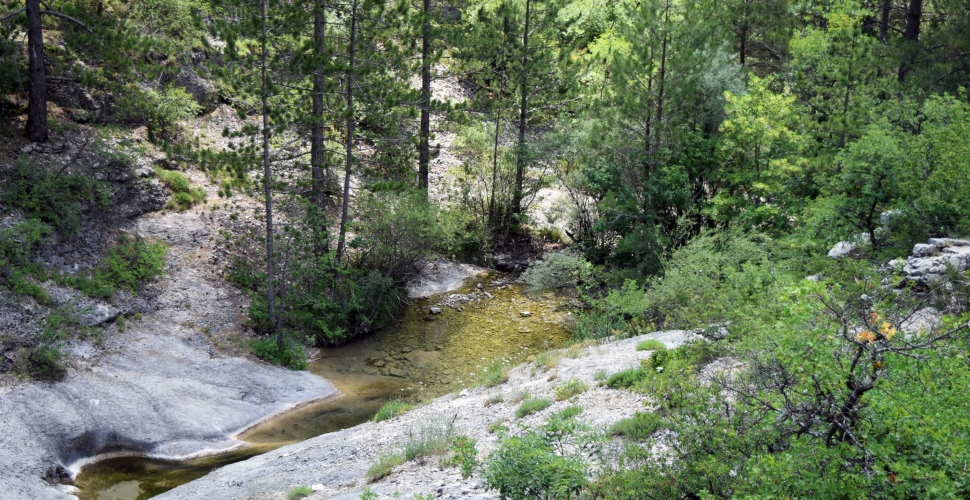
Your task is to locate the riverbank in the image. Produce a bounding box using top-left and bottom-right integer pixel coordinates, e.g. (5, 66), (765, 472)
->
(153, 330), (695, 500)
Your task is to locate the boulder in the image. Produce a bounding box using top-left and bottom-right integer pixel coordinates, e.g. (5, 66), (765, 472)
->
(827, 234), (870, 259)
(901, 238), (970, 286)
(164, 66), (217, 113)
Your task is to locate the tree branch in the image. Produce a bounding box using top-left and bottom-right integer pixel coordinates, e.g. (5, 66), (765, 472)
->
(39, 10), (94, 34)
(1, 7), (25, 22)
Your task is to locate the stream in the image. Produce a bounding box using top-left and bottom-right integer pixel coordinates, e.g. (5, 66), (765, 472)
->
(73, 275), (572, 500)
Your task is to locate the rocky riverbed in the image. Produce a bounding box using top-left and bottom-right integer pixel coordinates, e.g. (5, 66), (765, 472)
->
(152, 330), (695, 500)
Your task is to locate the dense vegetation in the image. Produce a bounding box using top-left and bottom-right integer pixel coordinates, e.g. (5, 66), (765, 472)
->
(3, 0), (970, 495)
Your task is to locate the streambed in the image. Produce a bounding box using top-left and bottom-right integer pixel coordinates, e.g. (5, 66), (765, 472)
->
(74, 275), (572, 500)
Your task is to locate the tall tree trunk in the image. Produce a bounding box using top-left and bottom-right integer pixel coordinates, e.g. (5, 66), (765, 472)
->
(488, 15), (510, 227)
(880, 0), (891, 42)
(311, 0), (329, 254)
(652, 5), (668, 174)
(260, 0), (278, 347)
(336, 0), (357, 264)
(26, 0), (48, 143)
(737, 21), (747, 67)
(512, 0), (531, 217)
(898, 0), (921, 81)
(418, 0), (431, 195)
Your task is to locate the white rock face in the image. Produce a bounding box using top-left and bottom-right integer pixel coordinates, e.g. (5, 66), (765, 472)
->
(902, 238), (970, 286)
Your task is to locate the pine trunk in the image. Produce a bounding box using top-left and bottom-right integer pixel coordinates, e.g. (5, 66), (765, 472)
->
(336, 0), (357, 264)
(26, 0), (48, 143)
(898, 0), (922, 81)
(311, 0), (329, 253)
(260, 0), (279, 346)
(512, 0), (531, 217)
(418, 0), (431, 195)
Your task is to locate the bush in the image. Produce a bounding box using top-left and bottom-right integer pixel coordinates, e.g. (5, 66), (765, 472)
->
(118, 85), (201, 139)
(287, 486), (313, 500)
(155, 168), (206, 210)
(553, 405), (584, 420)
(374, 400), (412, 422)
(521, 250), (592, 294)
(96, 234), (167, 293)
(635, 339), (666, 351)
(609, 412), (662, 440)
(442, 435), (479, 478)
(404, 422), (456, 462)
(554, 379), (588, 401)
(483, 421), (591, 500)
(606, 368), (648, 389)
(0, 219), (49, 269)
(251, 336), (308, 370)
(515, 397), (552, 418)
(3, 158), (109, 236)
(366, 452), (404, 481)
(351, 190), (450, 288)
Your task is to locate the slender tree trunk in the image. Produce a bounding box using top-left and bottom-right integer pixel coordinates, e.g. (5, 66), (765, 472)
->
(880, 0), (891, 42)
(898, 0), (921, 81)
(737, 19), (747, 67)
(336, 0), (357, 263)
(260, 0), (278, 346)
(512, 0), (531, 217)
(418, 0), (431, 195)
(653, 10), (668, 174)
(26, 0), (48, 143)
(488, 16), (510, 227)
(311, 0), (329, 254)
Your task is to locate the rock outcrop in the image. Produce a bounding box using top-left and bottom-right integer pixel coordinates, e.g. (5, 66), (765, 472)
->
(901, 238), (970, 286)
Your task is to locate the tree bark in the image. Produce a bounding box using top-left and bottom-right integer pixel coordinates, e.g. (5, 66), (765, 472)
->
(418, 0), (431, 195)
(512, 0), (531, 217)
(897, 0), (921, 81)
(26, 0), (48, 143)
(260, 0), (278, 346)
(652, 1), (669, 174)
(311, 0), (329, 253)
(336, 0), (357, 264)
(879, 0), (891, 42)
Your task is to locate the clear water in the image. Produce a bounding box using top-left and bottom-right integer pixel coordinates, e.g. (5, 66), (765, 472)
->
(74, 276), (571, 499)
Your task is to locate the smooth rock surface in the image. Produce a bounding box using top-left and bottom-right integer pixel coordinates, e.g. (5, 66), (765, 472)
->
(408, 259), (486, 299)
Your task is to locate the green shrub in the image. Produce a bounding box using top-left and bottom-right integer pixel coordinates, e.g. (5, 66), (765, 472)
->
(155, 168), (206, 210)
(374, 400), (412, 422)
(606, 368), (648, 389)
(521, 250), (592, 294)
(251, 337), (308, 370)
(118, 85), (201, 139)
(554, 379), (588, 401)
(554, 405), (584, 420)
(635, 339), (666, 351)
(483, 421), (590, 499)
(10, 272), (51, 303)
(610, 412), (662, 440)
(366, 452), (404, 481)
(96, 234), (167, 293)
(0, 219), (50, 269)
(515, 397), (552, 418)
(3, 158), (109, 236)
(443, 435), (479, 478)
(287, 486), (313, 500)
(477, 359), (509, 387)
(404, 423), (455, 461)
